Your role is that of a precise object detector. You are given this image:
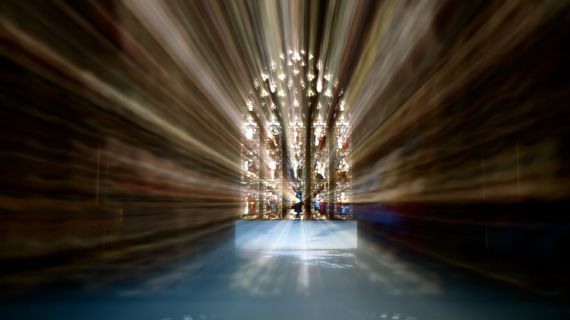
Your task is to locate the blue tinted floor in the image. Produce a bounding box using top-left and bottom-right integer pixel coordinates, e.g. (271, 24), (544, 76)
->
(1, 222), (568, 320)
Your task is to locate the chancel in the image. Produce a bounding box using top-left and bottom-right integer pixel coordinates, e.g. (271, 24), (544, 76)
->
(0, 1), (569, 320)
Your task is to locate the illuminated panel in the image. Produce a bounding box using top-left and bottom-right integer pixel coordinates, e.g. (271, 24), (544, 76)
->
(235, 220), (357, 250)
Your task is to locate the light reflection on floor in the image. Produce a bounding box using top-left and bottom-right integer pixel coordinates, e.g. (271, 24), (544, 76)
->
(1, 223), (567, 320)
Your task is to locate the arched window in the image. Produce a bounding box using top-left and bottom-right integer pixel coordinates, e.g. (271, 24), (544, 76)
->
(241, 50), (351, 220)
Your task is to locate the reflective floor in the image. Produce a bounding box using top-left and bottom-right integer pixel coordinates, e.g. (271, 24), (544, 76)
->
(1, 222), (568, 320)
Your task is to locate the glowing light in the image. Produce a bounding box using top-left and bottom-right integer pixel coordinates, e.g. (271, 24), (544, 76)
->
(245, 127), (254, 140)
